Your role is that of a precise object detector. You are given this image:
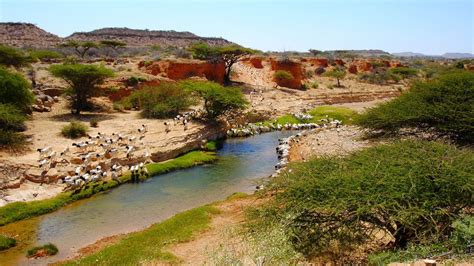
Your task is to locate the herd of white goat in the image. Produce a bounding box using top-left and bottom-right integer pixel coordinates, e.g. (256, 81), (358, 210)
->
(35, 111), (200, 190)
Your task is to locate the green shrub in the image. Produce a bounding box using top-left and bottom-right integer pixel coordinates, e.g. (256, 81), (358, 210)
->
(356, 71), (474, 142)
(29, 49), (63, 61)
(126, 76), (147, 86)
(27, 243), (58, 257)
(389, 67), (418, 79)
(0, 45), (30, 67)
(49, 64), (114, 115)
(253, 140), (473, 260)
(369, 215), (473, 264)
(180, 80), (248, 119)
(122, 82), (196, 118)
(0, 129), (27, 149)
(0, 234), (16, 251)
(0, 67), (34, 111)
(0, 104), (27, 131)
(358, 70), (400, 85)
(112, 102), (124, 111)
(273, 70), (294, 83)
(89, 118), (98, 128)
(450, 215), (474, 253)
(304, 70), (314, 79)
(310, 82), (318, 89)
(61, 121), (88, 139)
(323, 68), (346, 87)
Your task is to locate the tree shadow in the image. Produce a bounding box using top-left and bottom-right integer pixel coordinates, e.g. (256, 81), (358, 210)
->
(50, 113), (116, 123)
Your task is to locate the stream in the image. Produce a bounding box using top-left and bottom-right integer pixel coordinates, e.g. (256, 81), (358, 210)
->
(0, 130), (296, 265)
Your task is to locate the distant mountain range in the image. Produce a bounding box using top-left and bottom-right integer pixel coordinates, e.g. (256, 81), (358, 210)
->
(0, 22), (231, 48)
(392, 52), (474, 59)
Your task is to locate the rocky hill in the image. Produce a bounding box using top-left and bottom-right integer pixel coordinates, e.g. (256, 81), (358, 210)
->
(0, 23), (232, 48)
(66, 27), (231, 47)
(0, 23), (61, 48)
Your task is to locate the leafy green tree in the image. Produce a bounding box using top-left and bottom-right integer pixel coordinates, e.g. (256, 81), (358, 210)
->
(59, 40), (99, 58)
(0, 45), (30, 67)
(189, 43), (256, 85)
(100, 40), (126, 51)
(0, 67), (34, 111)
(308, 49), (322, 56)
(255, 140), (473, 259)
(122, 82), (196, 118)
(180, 80), (248, 119)
(49, 64), (114, 114)
(323, 68), (346, 87)
(356, 71), (474, 142)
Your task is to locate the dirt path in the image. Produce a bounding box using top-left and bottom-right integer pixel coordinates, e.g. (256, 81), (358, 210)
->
(164, 196), (256, 265)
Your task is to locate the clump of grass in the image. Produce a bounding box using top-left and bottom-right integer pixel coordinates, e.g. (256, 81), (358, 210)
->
(89, 118), (98, 128)
(145, 151), (216, 177)
(204, 140), (219, 151)
(0, 234), (16, 251)
(0, 151), (217, 226)
(26, 243), (58, 258)
(64, 205), (219, 265)
(61, 121), (88, 139)
(308, 105), (357, 124)
(0, 129), (27, 150)
(259, 106), (357, 126)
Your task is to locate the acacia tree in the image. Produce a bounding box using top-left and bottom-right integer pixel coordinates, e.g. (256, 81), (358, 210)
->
(189, 43), (256, 85)
(60, 40), (99, 58)
(308, 49), (322, 56)
(0, 45), (30, 68)
(324, 67), (346, 87)
(180, 80), (248, 119)
(100, 40), (126, 57)
(49, 64), (114, 114)
(100, 40), (126, 51)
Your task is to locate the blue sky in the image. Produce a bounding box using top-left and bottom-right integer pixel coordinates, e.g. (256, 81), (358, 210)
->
(1, 0), (472, 54)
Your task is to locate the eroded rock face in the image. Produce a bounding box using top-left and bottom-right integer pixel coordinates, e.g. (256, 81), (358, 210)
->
(249, 57), (264, 69)
(270, 59), (304, 89)
(348, 64), (358, 74)
(0, 161), (28, 190)
(0, 23), (61, 48)
(354, 60), (373, 72)
(66, 27), (231, 48)
(308, 58), (329, 68)
(143, 60), (226, 84)
(334, 59), (345, 66)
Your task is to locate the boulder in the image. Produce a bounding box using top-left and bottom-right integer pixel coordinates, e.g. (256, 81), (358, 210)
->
(42, 87), (63, 97)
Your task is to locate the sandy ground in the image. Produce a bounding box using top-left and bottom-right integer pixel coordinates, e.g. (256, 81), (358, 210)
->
(289, 126), (373, 162)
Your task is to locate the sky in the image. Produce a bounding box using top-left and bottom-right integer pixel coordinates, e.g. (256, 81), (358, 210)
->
(0, 0), (472, 54)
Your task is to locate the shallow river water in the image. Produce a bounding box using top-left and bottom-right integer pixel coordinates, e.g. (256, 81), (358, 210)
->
(1, 131), (296, 265)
